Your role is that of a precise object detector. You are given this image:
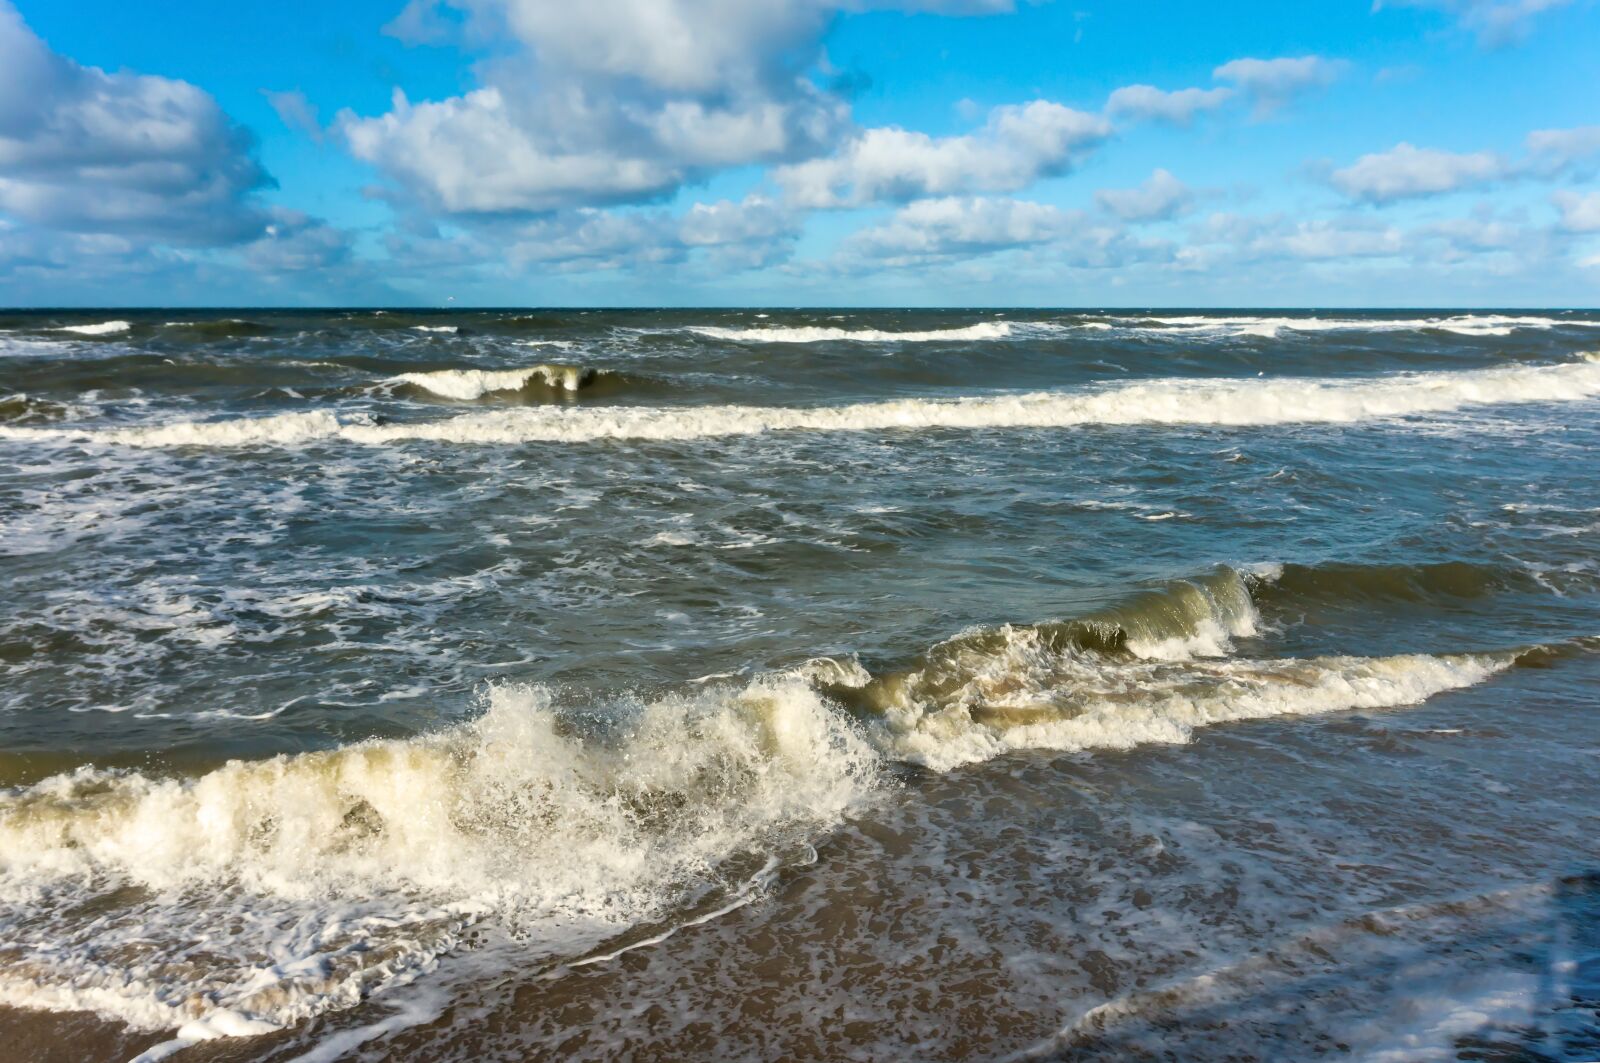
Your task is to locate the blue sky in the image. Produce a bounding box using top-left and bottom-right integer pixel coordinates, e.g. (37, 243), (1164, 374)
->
(1, 0), (1596, 306)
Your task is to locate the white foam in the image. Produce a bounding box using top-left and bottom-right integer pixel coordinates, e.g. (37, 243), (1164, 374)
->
(12, 353), (1596, 450)
(874, 650), (1511, 772)
(688, 321), (1018, 343)
(49, 320), (131, 336)
(0, 679), (879, 1039)
(409, 325), (459, 334)
(385, 364), (592, 401)
(1118, 314), (1592, 338)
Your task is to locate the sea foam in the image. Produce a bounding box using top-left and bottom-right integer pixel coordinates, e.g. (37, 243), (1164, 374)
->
(0, 678), (879, 1040)
(49, 320), (132, 336)
(8, 353), (1596, 449)
(384, 363), (596, 400)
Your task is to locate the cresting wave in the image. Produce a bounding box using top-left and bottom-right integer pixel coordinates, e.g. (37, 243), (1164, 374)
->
(0, 560), (1569, 1047)
(816, 564), (1524, 770)
(688, 321), (1026, 343)
(382, 363), (603, 401)
(0, 679), (878, 1047)
(8, 353), (1598, 449)
(48, 320), (131, 336)
(1115, 313), (1595, 338)
(680, 314), (1597, 343)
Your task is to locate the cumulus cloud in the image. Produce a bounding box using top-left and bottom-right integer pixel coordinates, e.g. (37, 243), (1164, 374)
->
(1095, 169), (1193, 221)
(838, 195), (1164, 271)
(774, 100), (1111, 208)
(1552, 190), (1600, 232)
(1105, 85), (1234, 126)
(342, 0), (1013, 217)
(1330, 142), (1505, 204)
(846, 196), (1075, 259)
(1373, 0), (1573, 47)
(1212, 56), (1345, 115)
(0, 0), (271, 243)
(245, 208), (355, 271)
(384, 195), (801, 276)
(1525, 125), (1600, 175)
(1188, 207), (1565, 271)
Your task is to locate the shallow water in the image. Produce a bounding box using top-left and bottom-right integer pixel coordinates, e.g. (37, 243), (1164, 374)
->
(2, 308), (1599, 1060)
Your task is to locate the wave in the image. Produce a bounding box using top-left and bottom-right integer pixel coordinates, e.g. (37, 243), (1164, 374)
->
(0, 392), (85, 425)
(10, 353), (1596, 450)
(0, 679), (878, 1044)
(687, 322), (1023, 343)
(815, 564), (1526, 770)
(1253, 559), (1539, 605)
(159, 319), (275, 340)
(48, 320), (131, 336)
(1113, 314), (1596, 339)
(382, 363), (607, 402)
(681, 314), (1597, 343)
(0, 560), (1576, 1043)
(410, 325), (461, 334)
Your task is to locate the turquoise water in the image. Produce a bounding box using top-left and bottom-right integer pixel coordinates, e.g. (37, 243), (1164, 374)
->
(2, 309), (1599, 1060)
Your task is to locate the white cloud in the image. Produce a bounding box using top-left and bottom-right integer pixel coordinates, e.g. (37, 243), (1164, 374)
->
(1105, 85), (1234, 126)
(1265, 220), (1405, 259)
(246, 209), (355, 272)
(840, 195), (1163, 270)
(1373, 0), (1573, 47)
(774, 100), (1111, 208)
(1096, 169), (1193, 221)
(342, 87), (713, 214)
(343, 0), (1013, 217)
(1525, 125), (1600, 174)
(846, 196), (1076, 259)
(0, 1), (270, 243)
(1212, 56), (1345, 114)
(1330, 142), (1505, 204)
(384, 195), (801, 276)
(1552, 190), (1600, 232)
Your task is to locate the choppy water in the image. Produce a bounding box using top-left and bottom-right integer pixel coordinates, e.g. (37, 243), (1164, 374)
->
(3, 308), (1600, 1061)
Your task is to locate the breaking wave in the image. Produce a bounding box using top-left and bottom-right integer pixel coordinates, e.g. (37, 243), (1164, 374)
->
(1111, 314), (1599, 339)
(48, 320), (131, 336)
(0, 679), (878, 1045)
(0, 557), (1575, 1044)
(381, 363), (612, 402)
(0, 392), (85, 425)
(816, 564), (1526, 770)
(9, 353), (1596, 449)
(687, 322), (1025, 343)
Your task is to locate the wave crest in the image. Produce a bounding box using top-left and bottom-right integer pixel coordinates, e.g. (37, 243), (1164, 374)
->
(10, 353), (1595, 449)
(383, 363), (605, 401)
(0, 679), (878, 1038)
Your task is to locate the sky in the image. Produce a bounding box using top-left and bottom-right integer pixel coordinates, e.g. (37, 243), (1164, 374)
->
(0, 0), (1597, 307)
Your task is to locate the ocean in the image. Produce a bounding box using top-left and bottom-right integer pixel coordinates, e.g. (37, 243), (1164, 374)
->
(2, 308), (1599, 1061)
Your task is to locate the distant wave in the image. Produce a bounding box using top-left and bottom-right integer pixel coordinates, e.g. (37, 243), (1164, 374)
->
(679, 315), (1598, 343)
(12, 353), (1596, 449)
(48, 320), (131, 336)
(158, 319), (276, 340)
(383, 363), (602, 401)
(688, 322), (1025, 343)
(0, 392), (86, 425)
(1114, 314), (1595, 339)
